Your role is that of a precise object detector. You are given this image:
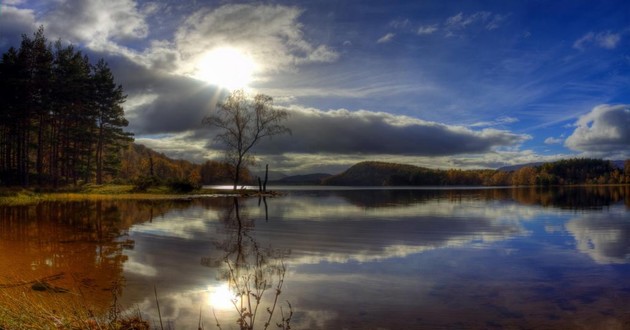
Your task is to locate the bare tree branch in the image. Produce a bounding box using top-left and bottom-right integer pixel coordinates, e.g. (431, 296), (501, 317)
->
(203, 90), (290, 190)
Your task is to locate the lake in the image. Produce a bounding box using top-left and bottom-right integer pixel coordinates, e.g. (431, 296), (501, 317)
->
(2, 186), (630, 329)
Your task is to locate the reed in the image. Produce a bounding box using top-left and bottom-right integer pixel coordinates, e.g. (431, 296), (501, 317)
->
(0, 284), (149, 329)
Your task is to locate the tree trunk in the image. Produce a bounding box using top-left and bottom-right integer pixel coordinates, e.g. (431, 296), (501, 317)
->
(233, 165), (240, 191)
(96, 123), (104, 184)
(233, 157), (242, 191)
(36, 113), (44, 186)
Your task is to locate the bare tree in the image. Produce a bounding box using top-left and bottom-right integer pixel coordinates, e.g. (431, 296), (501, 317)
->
(203, 90), (290, 190)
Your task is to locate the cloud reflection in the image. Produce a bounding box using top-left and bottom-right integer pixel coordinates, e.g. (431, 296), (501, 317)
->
(114, 188), (630, 328)
(566, 210), (630, 264)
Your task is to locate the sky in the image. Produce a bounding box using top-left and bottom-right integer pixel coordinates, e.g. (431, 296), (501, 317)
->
(1, 0), (629, 174)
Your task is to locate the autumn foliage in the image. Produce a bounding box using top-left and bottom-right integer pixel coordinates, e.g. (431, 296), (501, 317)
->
(324, 159), (630, 186)
(118, 143), (252, 188)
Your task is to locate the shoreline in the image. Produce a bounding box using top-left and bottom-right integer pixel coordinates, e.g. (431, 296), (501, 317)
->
(0, 184), (280, 206)
(1, 183), (627, 206)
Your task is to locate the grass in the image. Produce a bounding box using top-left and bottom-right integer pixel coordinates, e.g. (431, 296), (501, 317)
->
(0, 184), (262, 206)
(0, 277), (149, 330)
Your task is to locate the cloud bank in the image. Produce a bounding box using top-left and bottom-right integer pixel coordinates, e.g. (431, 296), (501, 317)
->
(248, 107), (530, 156)
(565, 104), (630, 154)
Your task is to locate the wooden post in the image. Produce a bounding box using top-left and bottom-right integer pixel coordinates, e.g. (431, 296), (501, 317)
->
(263, 164), (269, 192)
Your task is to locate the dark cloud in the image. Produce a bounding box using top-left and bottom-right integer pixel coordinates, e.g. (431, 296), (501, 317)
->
(244, 107), (530, 156)
(565, 104), (630, 153)
(100, 54), (226, 134)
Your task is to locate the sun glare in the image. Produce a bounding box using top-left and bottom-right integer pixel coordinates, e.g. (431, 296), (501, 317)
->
(208, 283), (236, 310)
(195, 47), (256, 89)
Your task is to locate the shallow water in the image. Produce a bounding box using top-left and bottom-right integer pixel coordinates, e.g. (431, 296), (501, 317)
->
(2, 186), (630, 329)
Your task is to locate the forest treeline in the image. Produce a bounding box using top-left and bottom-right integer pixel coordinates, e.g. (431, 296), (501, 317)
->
(0, 28), (245, 188)
(0, 27), (131, 186)
(118, 143), (251, 187)
(324, 159), (630, 186)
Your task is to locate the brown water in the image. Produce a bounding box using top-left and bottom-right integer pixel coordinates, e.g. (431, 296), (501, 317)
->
(2, 186), (630, 329)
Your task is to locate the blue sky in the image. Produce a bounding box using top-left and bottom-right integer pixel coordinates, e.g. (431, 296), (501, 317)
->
(1, 0), (629, 173)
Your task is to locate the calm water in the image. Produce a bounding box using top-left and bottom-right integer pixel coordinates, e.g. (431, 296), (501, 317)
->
(2, 186), (630, 329)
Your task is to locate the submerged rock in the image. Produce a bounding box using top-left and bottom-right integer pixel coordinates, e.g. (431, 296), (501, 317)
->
(31, 281), (69, 293)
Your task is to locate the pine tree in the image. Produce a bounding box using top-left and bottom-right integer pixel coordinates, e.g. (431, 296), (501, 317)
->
(92, 59), (132, 184)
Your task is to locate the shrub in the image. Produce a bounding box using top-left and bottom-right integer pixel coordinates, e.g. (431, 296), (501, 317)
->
(132, 176), (161, 192)
(167, 179), (201, 193)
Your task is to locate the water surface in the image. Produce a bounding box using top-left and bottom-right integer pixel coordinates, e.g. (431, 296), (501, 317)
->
(2, 186), (630, 329)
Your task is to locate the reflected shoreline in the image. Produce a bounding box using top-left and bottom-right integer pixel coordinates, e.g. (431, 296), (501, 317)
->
(1, 186), (630, 328)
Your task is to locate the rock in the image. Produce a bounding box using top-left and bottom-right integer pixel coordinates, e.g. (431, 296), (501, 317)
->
(31, 281), (69, 293)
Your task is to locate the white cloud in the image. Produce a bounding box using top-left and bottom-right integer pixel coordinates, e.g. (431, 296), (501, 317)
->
(174, 4), (339, 79)
(573, 31), (622, 50)
(485, 13), (509, 30)
(0, 4), (37, 47)
(445, 11), (491, 29)
(41, 0), (149, 47)
(443, 11), (507, 36)
(544, 137), (563, 145)
(389, 19), (411, 29)
(565, 104), (630, 153)
(417, 25), (439, 35)
(596, 31), (621, 49)
(470, 116), (518, 128)
(377, 33), (395, 44)
(573, 32), (594, 50)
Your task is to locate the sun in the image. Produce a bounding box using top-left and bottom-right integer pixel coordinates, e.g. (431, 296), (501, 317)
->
(195, 47), (256, 89)
(207, 283), (236, 310)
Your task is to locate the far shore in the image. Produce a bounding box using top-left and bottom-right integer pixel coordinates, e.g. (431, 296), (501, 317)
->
(1, 183), (628, 206)
(0, 184), (280, 206)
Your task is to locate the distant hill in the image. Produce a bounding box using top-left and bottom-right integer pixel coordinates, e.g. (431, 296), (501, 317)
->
(322, 161), (444, 186)
(271, 173), (332, 185)
(322, 158), (629, 186)
(251, 170), (287, 181)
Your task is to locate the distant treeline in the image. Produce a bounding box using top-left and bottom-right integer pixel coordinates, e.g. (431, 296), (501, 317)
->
(323, 159), (630, 186)
(0, 27), (131, 186)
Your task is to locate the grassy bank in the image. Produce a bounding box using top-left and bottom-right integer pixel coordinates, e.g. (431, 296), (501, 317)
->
(0, 184), (256, 206)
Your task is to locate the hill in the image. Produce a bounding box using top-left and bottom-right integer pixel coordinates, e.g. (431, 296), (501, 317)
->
(323, 158), (630, 186)
(271, 173), (332, 185)
(322, 161), (446, 186)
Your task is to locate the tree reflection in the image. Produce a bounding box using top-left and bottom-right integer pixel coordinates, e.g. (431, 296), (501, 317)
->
(205, 198), (291, 330)
(324, 186), (630, 210)
(0, 200), (164, 324)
